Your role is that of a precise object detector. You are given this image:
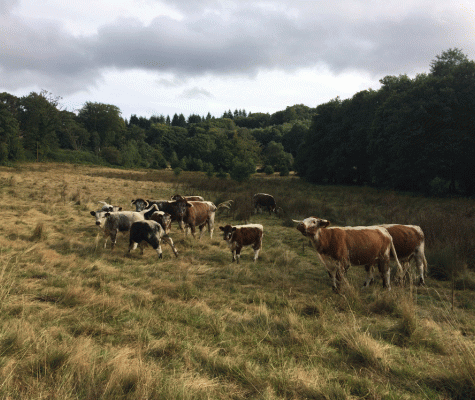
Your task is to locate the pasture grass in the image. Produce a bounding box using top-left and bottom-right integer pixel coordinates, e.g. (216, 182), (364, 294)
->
(0, 162), (474, 399)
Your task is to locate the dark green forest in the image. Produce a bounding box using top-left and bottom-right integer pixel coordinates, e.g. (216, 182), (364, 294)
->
(1, 49), (475, 195)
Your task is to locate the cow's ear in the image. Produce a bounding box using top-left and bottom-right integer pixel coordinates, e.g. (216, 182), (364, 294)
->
(105, 212), (111, 217)
(232, 227), (237, 232)
(107, 206), (113, 212)
(186, 203), (193, 208)
(219, 226), (225, 231)
(90, 211), (96, 216)
(320, 220), (330, 228)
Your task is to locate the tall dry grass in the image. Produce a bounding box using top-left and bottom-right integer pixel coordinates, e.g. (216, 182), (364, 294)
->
(0, 163), (473, 399)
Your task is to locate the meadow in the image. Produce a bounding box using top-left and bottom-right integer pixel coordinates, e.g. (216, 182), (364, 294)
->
(0, 163), (474, 400)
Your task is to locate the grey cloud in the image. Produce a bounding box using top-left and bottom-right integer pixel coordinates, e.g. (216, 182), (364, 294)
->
(0, 1), (474, 94)
(181, 87), (213, 99)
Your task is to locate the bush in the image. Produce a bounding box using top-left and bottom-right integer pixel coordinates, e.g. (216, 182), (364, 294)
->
(230, 158), (256, 182)
(279, 166), (290, 176)
(264, 165), (274, 175)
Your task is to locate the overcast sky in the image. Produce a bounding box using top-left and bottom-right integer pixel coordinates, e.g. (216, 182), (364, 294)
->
(1, 0), (474, 119)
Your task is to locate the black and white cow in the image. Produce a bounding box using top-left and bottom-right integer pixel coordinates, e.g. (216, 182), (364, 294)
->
(90, 201), (122, 226)
(128, 220), (178, 259)
(96, 205), (159, 249)
(219, 224), (263, 263)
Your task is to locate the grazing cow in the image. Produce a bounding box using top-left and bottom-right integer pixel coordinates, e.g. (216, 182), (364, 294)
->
(128, 220), (178, 259)
(98, 205), (159, 249)
(365, 224), (428, 286)
(293, 217), (403, 292)
(172, 196), (217, 239)
(171, 194), (205, 201)
(219, 224), (263, 263)
(253, 193), (277, 215)
(90, 201), (122, 227)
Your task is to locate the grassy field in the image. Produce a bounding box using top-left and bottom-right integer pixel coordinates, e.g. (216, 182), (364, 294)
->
(0, 163), (474, 399)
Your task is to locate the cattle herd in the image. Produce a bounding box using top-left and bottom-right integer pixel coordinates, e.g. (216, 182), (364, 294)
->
(90, 192), (428, 293)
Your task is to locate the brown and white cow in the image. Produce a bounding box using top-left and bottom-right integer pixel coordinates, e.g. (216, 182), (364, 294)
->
(171, 194), (205, 202)
(293, 217), (403, 292)
(365, 224), (428, 286)
(172, 197), (217, 239)
(253, 193), (277, 215)
(149, 211), (172, 235)
(219, 224), (263, 263)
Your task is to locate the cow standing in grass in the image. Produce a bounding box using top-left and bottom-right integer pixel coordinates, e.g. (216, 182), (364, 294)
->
(171, 196), (217, 239)
(219, 224), (263, 263)
(293, 217), (403, 292)
(365, 224), (428, 286)
(128, 220), (178, 259)
(96, 205), (159, 249)
(253, 193), (277, 215)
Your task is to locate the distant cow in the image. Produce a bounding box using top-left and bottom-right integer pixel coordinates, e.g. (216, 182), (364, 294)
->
(98, 205), (159, 249)
(128, 220), (178, 259)
(293, 217), (402, 292)
(365, 224), (428, 286)
(172, 197), (217, 239)
(219, 224), (263, 263)
(171, 194), (205, 201)
(253, 193), (277, 215)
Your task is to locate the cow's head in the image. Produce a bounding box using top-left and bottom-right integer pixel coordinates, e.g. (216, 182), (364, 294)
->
(90, 209), (112, 227)
(151, 212), (172, 234)
(171, 197), (193, 219)
(219, 225), (236, 241)
(131, 198), (149, 212)
(293, 217), (330, 236)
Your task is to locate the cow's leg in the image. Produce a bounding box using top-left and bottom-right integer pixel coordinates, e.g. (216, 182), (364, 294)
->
(190, 225), (197, 239)
(149, 237), (162, 259)
(252, 242), (261, 261)
(208, 215), (215, 239)
(128, 241), (138, 253)
(235, 246), (242, 263)
(110, 230), (118, 250)
(103, 231), (109, 249)
(198, 223), (206, 240)
(162, 235), (178, 257)
(414, 250), (427, 286)
(379, 259), (391, 290)
(178, 220), (186, 234)
(362, 265), (375, 288)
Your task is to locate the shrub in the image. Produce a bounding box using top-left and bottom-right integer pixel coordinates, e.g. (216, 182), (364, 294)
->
(264, 165), (274, 175)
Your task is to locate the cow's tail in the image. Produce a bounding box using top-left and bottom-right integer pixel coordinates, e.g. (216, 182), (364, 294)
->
(389, 238), (404, 283)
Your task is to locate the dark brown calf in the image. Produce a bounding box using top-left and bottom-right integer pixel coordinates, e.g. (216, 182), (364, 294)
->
(219, 224), (263, 263)
(253, 193), (277, 214)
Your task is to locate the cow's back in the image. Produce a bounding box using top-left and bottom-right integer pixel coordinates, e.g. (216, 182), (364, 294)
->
(319, 227), (390, 265)
(382, 224), (424, 259)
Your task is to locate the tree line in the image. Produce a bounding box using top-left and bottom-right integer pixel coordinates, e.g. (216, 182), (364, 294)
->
(1, 49), (474, 195)
(0, 89), (309, 181)
(296, 48), (475, 196)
